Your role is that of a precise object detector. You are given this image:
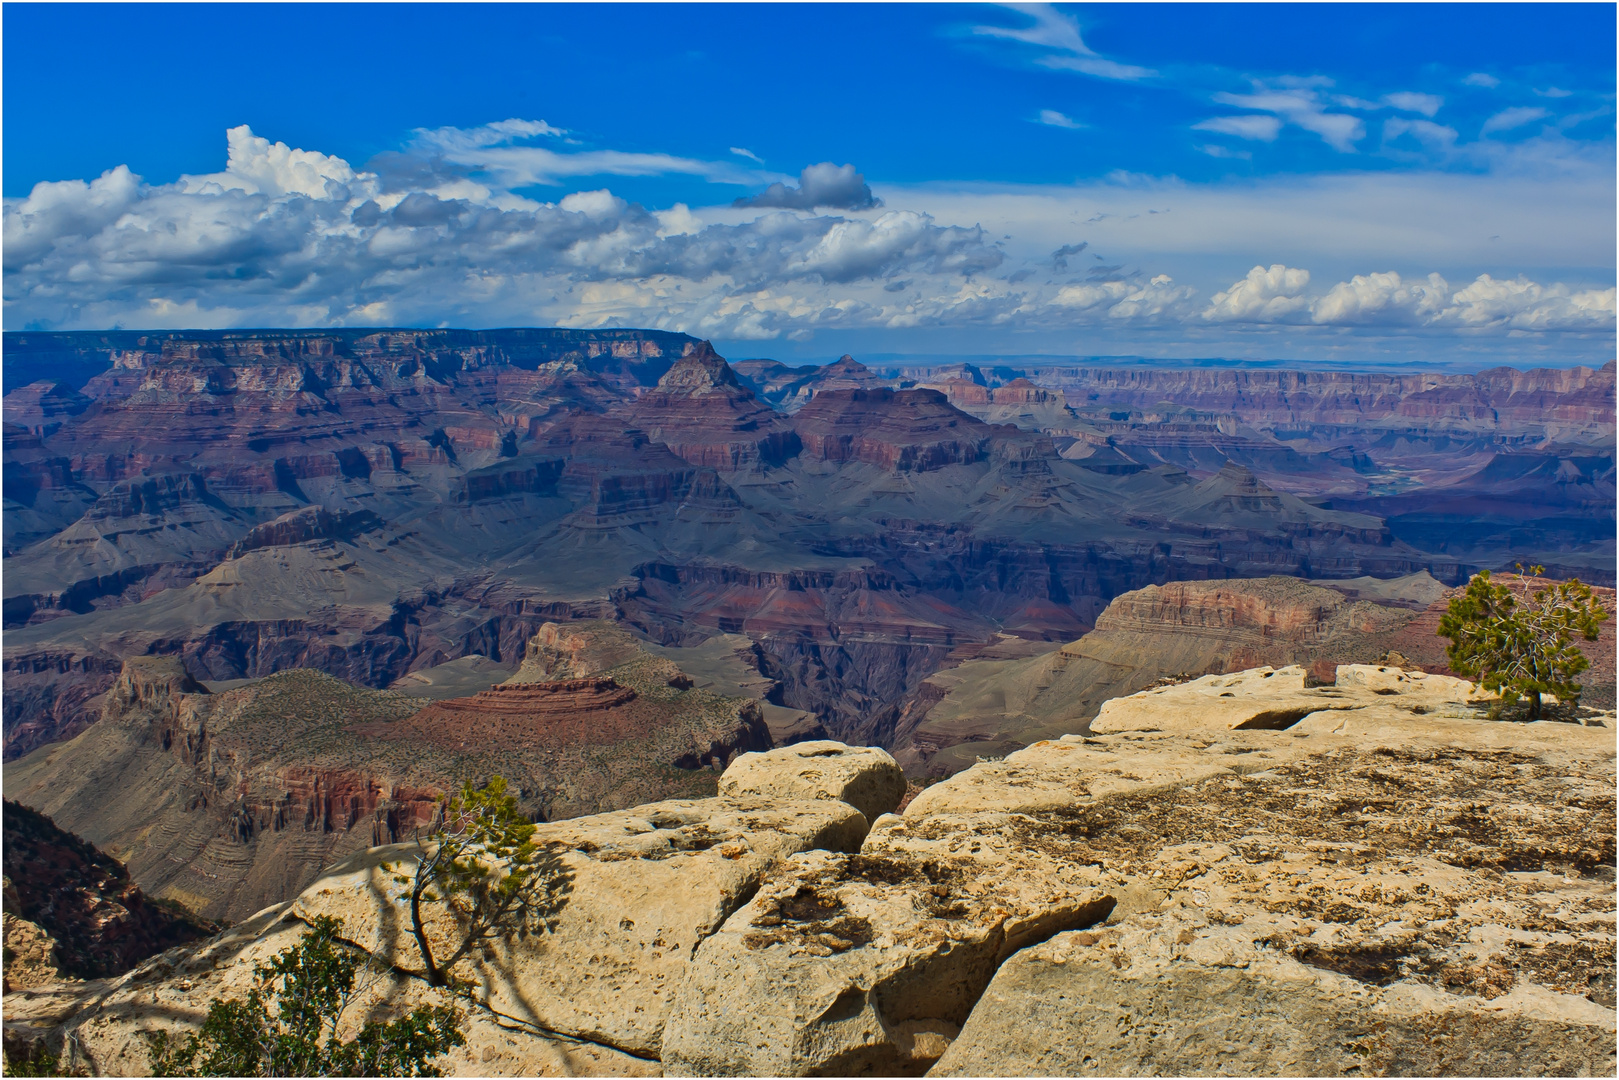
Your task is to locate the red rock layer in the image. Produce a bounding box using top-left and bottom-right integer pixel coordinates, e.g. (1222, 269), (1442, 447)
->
(422, 677), (638, 717)
(362, 679), (681, 751)
(2, 380), (91, 438)
(934, 377), (1062, 409)
(989, 363), (1617, 442)
(623, 562), (995, 646)
(240, 767), (442, 845)
(1089, 578), (1410, 647)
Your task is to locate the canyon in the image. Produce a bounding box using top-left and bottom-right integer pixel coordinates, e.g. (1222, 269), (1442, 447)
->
(2, 327), (1612, 1074)
(5, 328), (1609, 770)
(3, 624), (776, 924)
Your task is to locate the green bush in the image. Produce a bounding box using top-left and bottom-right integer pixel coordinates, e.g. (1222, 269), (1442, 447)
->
(144, 916), (463, 1078)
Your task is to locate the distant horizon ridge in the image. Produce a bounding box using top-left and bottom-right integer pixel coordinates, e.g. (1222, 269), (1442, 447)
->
(3, 326), (1608, 376)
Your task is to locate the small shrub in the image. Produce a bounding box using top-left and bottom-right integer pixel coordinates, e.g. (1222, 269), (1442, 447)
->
(143, 916), (463, 1078)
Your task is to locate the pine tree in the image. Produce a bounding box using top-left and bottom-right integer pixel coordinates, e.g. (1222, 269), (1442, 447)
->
(388, 777), (566, 988)
(1438, 565), (1609, 721)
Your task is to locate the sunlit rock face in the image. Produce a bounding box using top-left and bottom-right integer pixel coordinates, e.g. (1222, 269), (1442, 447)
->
(17, 673), (1612, 1078)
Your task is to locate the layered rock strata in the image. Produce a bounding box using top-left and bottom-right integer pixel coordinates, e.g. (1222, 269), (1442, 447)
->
(3, 624), (773, 922)
(625, 346), (800, 471)
(791, 388), (994, 472)
(5, 331), (1611, 786)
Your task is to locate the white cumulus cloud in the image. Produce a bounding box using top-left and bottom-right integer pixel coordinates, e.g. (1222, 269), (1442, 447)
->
(4, 122), (1611, 350)
(1444, 275), (1615, 330)
(1310, 271), (1452, 325)
(1203, 264), (1312, 322)
(1, 125), (1011, 338)
(1053, 274), (1196, 322)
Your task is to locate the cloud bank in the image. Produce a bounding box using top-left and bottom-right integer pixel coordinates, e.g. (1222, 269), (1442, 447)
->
(3, 122), (1612, 349)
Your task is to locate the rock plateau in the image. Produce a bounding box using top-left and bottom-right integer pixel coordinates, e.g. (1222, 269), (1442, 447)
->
(4, 668), (1610, 1077)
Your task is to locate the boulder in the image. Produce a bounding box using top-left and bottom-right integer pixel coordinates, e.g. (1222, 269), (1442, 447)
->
(717, 741), (906, 821)
(1089, 665), (1342, 733)
(662, 796), (1118, 1076)
(2, 912), (62, 990)
(1333, 661), (1479, 697)
(291, 795), (868, 1058)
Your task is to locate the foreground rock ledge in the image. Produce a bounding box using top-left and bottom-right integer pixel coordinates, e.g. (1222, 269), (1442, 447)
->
(6, 674), (1614, 1077)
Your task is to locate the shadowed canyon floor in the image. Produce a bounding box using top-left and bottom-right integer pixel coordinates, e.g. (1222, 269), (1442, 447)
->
(3, 670), (1611, 1077)
(4, 329), (1611, 766)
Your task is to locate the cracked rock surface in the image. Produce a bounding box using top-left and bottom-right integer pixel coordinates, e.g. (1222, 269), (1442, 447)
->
(8, 669), (1614, 1076)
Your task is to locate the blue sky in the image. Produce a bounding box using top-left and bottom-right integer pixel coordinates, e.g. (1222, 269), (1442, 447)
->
(4, 3), (1614, 367)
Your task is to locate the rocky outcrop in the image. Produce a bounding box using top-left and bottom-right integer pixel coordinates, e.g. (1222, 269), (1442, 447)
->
(19, 672), (1608, 1077)
(224, 506), (380, 558)
(1089, 662), (1493, 735)
(662, 818), (1116, 1076)
(625, 346), (801, 471)
(4, 903), (661, 1078)
(2, 801), (212, 983)
(0, 648), (126, 761)
(291, 795), (868, 1059)
(508, 619), (649, 681)
(717, 741), (906, 822)
(892, 576), (1436, 775)
(419, 677), (638, 716)
(732, 354), (892, 413)
(792, 388), (994, 472)
(2, 381), (92, 439)
(17, 762), (875, 1075)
